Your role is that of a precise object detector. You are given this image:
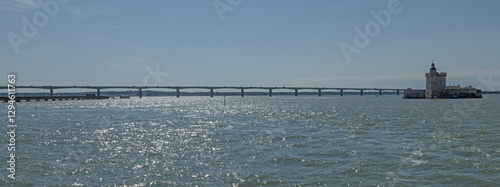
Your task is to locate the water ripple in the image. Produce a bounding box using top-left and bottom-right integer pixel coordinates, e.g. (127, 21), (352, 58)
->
(1, 96), (499, 186)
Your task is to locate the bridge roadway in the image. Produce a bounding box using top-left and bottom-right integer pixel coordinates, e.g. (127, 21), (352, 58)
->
(2, 86), (404, 98)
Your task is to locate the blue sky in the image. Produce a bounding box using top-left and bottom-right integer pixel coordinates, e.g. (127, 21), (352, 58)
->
(1, 0), (500, 90)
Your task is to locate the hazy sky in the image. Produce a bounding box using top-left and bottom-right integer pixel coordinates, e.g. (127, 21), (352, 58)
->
(2, 0), (500, 90)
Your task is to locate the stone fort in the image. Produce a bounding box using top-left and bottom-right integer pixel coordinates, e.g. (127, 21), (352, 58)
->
(403, 63), (482, 99)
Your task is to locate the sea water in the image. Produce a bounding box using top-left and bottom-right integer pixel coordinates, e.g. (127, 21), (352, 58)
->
(1, 95), (499, 186)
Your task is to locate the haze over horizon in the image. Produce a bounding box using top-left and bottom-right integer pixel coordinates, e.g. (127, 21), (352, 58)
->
(2, 0), (500, 90)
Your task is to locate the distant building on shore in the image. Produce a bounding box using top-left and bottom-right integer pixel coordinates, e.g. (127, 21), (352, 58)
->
(403, 63), (482, 99)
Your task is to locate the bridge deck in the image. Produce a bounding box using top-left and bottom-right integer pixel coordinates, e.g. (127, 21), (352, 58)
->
(1, 96), (109, 102)
(1, 85), (406, 99)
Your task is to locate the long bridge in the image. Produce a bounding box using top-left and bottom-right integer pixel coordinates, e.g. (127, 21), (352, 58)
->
(2, 86), (404, 98)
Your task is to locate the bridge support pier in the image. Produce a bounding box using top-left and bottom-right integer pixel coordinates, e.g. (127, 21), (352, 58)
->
(241, 89), (244, 97)
(176, 89), (180, 98)
(379, 90), (382, 95)
(295, 89), (298, 97)
(397, 90), (400, 95)
(139, 89), (142, 98)
(360, 90), (364, 96)
(269, 89), (272, 97)
(340, 90), (344, 96)
(318, 89), (322, 96)
(210, 89), (214, 97)
(50, 89), (53, 97)
(97, 89), (101, 97)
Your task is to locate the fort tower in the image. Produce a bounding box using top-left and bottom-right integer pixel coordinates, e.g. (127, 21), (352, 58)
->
(425, 63), (447, 98)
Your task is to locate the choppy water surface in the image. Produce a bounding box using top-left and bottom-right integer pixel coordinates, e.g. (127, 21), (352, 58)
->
(1, 95), (499, 186)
